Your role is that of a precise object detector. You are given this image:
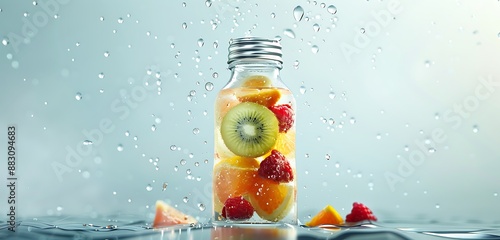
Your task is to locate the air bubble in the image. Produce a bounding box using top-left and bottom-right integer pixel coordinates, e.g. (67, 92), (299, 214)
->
(293, 6), (304, 21)
(284, 29), (296, 39)
(327, 5), (337, 14)
(75, 92), (82, 100)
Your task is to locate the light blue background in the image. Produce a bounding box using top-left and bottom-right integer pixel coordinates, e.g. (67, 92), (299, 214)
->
(1, 0), (499, 224)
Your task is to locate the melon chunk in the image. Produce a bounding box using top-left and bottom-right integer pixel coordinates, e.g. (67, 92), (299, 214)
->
(152, 200), (197, 228)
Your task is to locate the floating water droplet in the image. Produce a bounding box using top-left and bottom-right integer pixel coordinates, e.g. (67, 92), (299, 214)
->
(180, 159), (187, 165)
(11, 61), (19, 69)
(299, 86), (306, 94)
(99, 16), (104, 21)
(328, 91), (335, 99)
(98, 73), (104, 79)
(404, 145), (409, 151)
(33, 1), (38, 5)
(170, 145), (177, 151)
(155, 117), (161, 124)
(325, 154), (330, 160)
(182, 22), (187, 29)
(75, 92), (82, 100)
(349, 117), (356, 124)
(494, 192), (498, 197)
(472, 125), (478, 133)
(376, 134), (381, 140)
(428, 148), (436, 153)
(1, 38), (8, 46)
(197, 38), (204, 47)
(192, 128), (200, 135)
(293, 60), (300, 69)
(103, 51), (109, 57)
(151, 125), (156, 131)
(271, 12), (276, 18)
(146, 184), (153, 191)
(183, 197), (189, 203)
(327, 5), (337, 14)
(435, 204), (440, 209)
(174, 166), (178, 171)
(162, 182), (168, 191)
(360, 28), (366, 34)
(83, 140), (93, 145)
(335, 162), (340, 168)
(205, 0), (212, 7)
(425, 60), (431, 67)
(311, 45), (319, 53)
(198, 203), (206, 211)
(24, 12), (30, 17)
(117, 144), (124, 152)
(284, 29), (296, 39)
(117, 17), (123, 24)
(293, 6), (304, 21)
(313, 23), (320, 32)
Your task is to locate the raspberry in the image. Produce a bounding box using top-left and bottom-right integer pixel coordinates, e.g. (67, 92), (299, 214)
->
(258, 150), (294, 183)
(268, 104), (294, 133)
(221, 196), (254, 220)
(345, 202), (377, 223)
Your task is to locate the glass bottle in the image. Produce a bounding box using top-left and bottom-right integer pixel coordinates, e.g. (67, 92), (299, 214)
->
(213, 37), (297, 225)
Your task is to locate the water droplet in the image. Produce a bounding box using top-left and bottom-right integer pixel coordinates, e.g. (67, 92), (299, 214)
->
(404, 145), (409, 151)
(498, 32), (500, 39)
(155, 117), (161, 124)
(271, 12), (276, 18)
(128, 199), (132, 203)
(182, 22), (188, 29)
(349, 117), (356, 124)
(205, 0), (212, 7)
(11, 61), (19, 69)
(33, 1), (38, 5)
(183, 197), (189, 203)
(328, 91), (336, 99)
(117, 17), (123, 24)
(327, 5), (337, 14)
(435, 204), (440, 209)
(99, 16), (104, 21)
(117, 144), (124, 152)
(197, 38), (204, 47)
(103, 51), (110, 57)
(170, 145), (177, 151)
(494, 192), (498, 197)
(24, 12), (29, 17)
(293, 6), (304, 21)
(472, 125), (479, 133)
(360, 28), (366, 34)
(377, 47), (383, 53)
(325, 154), (330, 160)
(151, 125), (156, 131)
(83, 140), (93, 145)
(428, 148), (436, 153)
(146, 185), (153, 191)
(425, 60), (431, 67)
(193, 128), (200, 134)
(313, 23), (320, 32)
(284, 29), (296, 39)
(293, 60), (300, 69)
(376, 134), (382, 140)
(162, 182), (168, 191)
(1, 38), (8, 46)
(174, 166), (178, 171)
(311, 45), (319, 53)
(198, 203), (206, 211)
(98, 73), (104, 79)
(299, 86), (306, 94)
(75, 92), (82, 100)
(180, 159), (187, 165)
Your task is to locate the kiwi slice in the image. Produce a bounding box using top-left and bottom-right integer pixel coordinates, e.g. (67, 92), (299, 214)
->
(221, 102), (279, 158)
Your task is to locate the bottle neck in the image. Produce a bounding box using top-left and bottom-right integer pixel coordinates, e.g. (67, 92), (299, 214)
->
(225, 60), (286, 89)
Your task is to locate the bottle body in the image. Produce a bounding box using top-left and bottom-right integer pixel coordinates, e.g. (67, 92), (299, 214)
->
(213, 60), (297, 224)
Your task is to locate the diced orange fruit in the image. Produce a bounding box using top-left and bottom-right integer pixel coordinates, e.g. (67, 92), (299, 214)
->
(241, 75), (272, 87)
(249, 178), (294, 222)
(152, 200), (197, 228)
(213, 156), (259, 212)
(236, 88), (281, 107)
(305, 205), (344, 227)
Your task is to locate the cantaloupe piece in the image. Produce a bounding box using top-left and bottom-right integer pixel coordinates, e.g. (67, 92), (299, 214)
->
(152, 200), (197, 228)
(305, 205), (344, 227)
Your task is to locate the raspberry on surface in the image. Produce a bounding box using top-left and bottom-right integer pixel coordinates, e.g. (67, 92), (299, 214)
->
(345, 202), (377, 223)
(221, 196), (254, 220)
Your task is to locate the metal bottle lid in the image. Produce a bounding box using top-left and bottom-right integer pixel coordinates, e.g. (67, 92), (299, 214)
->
(227, 37), (283, 65)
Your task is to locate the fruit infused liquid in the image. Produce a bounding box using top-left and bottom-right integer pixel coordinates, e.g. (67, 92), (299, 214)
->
(213, 37), (297, 224)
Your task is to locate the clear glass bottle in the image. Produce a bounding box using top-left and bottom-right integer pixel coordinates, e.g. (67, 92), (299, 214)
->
(213, 37), (297, 225)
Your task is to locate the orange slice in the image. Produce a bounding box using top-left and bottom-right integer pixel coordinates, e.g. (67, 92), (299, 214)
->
(273, 131), (295, 157)
(305, 205), (344, 227)
(242, 75), (272, 87)
(152, 200), (197, 228)
(249, 178), (294, 222)
(236, 88), (281, 107)
(213, 156), (259, 212)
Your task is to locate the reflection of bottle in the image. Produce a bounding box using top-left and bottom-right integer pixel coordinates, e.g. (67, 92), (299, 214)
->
(213, 37), (297, 224)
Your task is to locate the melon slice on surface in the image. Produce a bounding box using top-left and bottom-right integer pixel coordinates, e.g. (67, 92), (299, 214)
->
(152, 200), (197, 228)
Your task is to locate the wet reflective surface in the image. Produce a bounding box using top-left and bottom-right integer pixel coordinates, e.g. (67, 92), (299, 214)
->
(2, 216), (500, 240)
